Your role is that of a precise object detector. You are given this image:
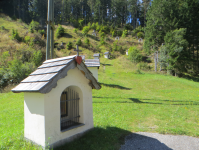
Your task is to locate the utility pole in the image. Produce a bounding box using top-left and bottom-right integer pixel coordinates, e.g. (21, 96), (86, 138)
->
(46, 0), (54, 60)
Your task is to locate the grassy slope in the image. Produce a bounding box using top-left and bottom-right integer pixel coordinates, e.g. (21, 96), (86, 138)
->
(0, 57), (199, 150)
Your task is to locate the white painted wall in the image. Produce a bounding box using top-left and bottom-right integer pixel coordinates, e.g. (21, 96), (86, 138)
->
(88, 67), (98, 81)
(104, 54), (110, 59)
(24, 67), (94, 148)
(24, 93), (45, 146)
(94, 56), (99, 59)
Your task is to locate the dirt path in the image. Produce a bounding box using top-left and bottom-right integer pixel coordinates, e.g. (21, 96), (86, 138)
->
(120, 132), (199, 150)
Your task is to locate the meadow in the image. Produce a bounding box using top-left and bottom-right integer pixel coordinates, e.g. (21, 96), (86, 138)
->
(0, 56), (199, 150)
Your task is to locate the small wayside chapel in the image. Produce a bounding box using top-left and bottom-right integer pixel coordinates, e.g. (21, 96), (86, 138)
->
(12, 55), (101, 148)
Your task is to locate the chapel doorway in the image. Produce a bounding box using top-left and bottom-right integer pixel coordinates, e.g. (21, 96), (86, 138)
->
(60, 86), (83, 131)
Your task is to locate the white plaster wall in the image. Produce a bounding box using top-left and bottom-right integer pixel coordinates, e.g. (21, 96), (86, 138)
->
(104, 54), (109, 59)
(44, 67), (93, 147)
(88, 67), (98, 81)
(94, 56), (99, 59)
(24, 93), (45, 146)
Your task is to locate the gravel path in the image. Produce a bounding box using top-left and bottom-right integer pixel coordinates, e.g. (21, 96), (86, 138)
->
(120, 132), (199, 150)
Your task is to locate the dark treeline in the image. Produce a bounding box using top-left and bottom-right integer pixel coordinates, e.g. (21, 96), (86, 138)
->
(0, 0), (150, 27)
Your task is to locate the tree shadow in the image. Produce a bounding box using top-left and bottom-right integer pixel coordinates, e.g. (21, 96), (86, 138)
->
(100, 63), (112, 66)
(63, 33), (73, 38)
(99, 82), (132, 90)
(92, 96), (199, 105)
(54, 127), (172, 150)
(120, 133), (173, 150)
(87, 34), (99, 41)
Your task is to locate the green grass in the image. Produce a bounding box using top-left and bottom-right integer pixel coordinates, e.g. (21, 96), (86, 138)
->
(1, 56), (199, 150)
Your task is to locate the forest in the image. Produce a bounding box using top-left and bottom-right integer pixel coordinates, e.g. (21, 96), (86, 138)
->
(0, 0), (199, 91)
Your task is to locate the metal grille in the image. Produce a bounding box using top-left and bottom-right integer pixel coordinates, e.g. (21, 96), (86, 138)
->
(60, 88), (80, 131)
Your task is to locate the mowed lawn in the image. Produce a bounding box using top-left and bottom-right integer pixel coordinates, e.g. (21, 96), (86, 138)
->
(0, 56), (199, 150)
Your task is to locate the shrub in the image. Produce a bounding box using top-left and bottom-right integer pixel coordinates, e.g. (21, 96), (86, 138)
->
(78, 19), (84, 30)
(87, 22), (91, 29)
(100, 38), (106, 45)
(99, 31), (106, 38)
(67, 42), (73, 50)
(128, 46), (142, 63)
(73, 28), (78, 34)
(38, 29), (46, 36)
(55, 25), (65, 38)
(82, 26), (90, 37)
(137, 62), (151, 70)
(29, 20), (40, 33)
(24, 36), (31, 44)
(96, 23), (101, 32)
(137, 32), (144, 39)
(100, 26), (110, 34)
(112, 31), (117, 37)
(0, 51), (10, 68)
(18, 19), (23, 23)
(1, 26), (5, 30)
(11, 15), (17, 21)
(124, 24), (133, 31)
(122, 30), (128, 38)
(84, 38), (90, 46)
(76, 39), (82, 46)
(91, 23), (97, 30)
(32, 50), (42, 67)
(11, 29), (22, 42)
(117, 30), (122, 36)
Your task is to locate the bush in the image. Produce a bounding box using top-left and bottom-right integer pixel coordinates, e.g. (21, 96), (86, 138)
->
(99, 31), (106, 38)
(117, 30), (123, 36)
(122, 30), (128, 38)
(1, 26), (5, 30)
(87, 22), (91, 29)
(55, 25), (65, 38)
(137, 62), (151, 70)
(84, 38), (90, 46)
(137, 32), (144, 39)
(29, 20), (40, 33)
(32, 50), (42, 67)
(124, 24), (133, 31)
(11, 15), (17, 21)
(132, 26), (144, 37)
(78, 19), (84, 30)
(11, 29), (22, 42)
(67, 42), (73, 50)
(76, 39), (82, 46)
(128, 46), (142, 63)
(112, 31), (117, 37)
(73, 28), (78, 34)
(100, 26), (110, 34)
(24, 36), (30, 44)
(38, 29), (46, 36)
(100, 38), (106, 45)
(91, 23), (97, 30)
(82, 26), (90, 37)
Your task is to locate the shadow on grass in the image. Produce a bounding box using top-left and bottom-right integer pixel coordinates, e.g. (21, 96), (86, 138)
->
(93, 97), (199, 105)
(99, 82), (132, 90)
(87, 34), (99, 41)
(54, 126), (131, 150)
(100, 63), (112, 66)
(63, 33), (73, 38)
(55, 127), (172, 150)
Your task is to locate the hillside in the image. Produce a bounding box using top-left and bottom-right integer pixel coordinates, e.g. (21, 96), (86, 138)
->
(1, 56), (199, 149)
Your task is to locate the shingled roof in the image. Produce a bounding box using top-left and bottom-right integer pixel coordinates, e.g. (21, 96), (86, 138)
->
(12, 55), (101, 93)
(93, 53), (100, 57)
(85, 59), (100, 67)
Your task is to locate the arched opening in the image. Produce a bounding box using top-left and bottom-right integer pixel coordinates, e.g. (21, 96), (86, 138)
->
(60, 86), (84, 131)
